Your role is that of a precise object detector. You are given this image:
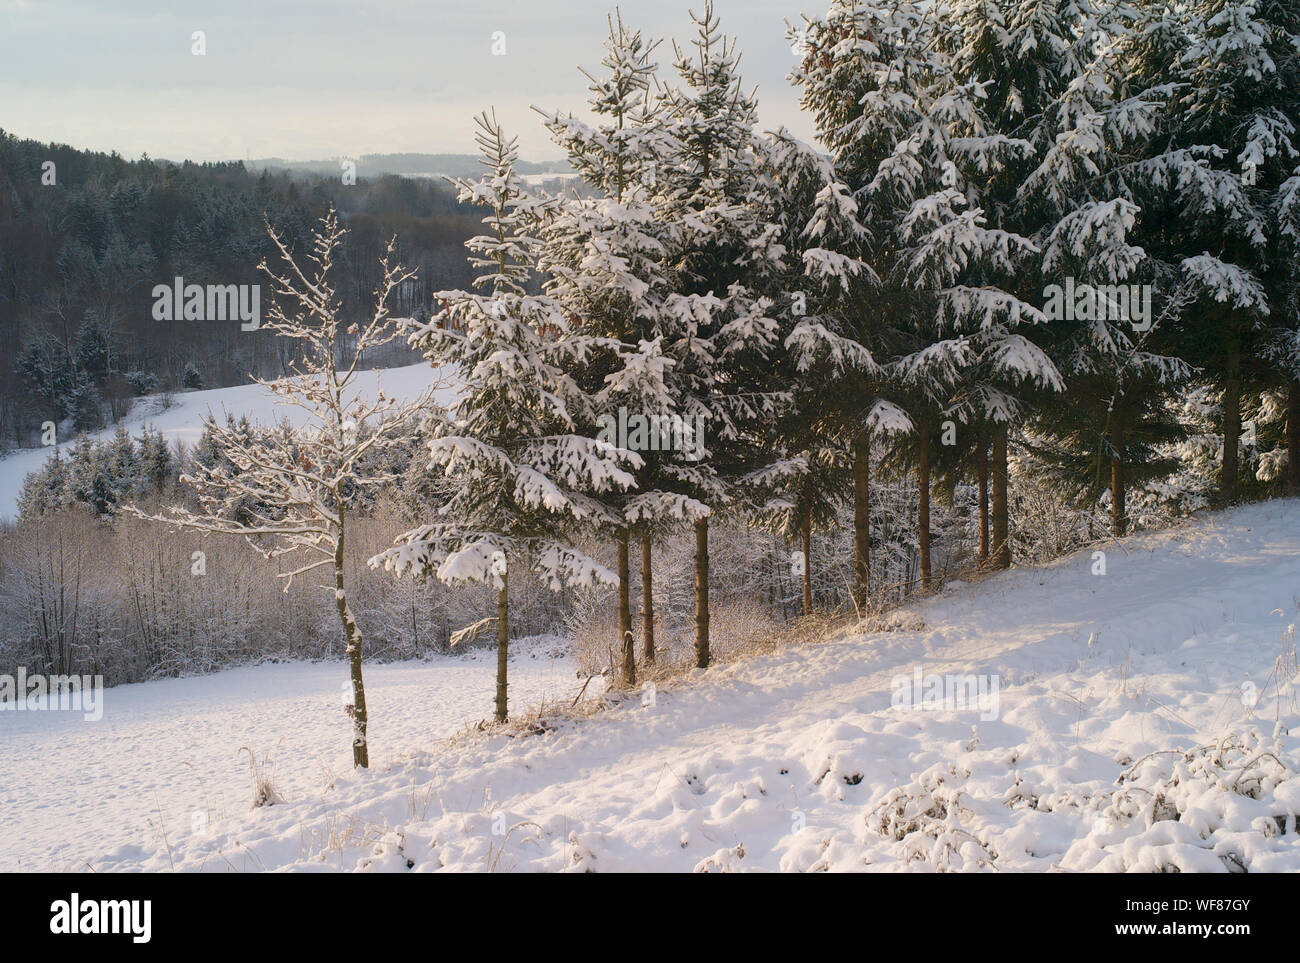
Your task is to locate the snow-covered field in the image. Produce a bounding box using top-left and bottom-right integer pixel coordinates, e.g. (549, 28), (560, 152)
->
(12, 499), (1295, 873)
(0, 363), (454, 520)
(0, 638), (590, 871)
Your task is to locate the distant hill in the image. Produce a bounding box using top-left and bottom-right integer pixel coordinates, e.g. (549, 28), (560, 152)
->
(246, 153), (571, 180)
(0, 128), (484, 451)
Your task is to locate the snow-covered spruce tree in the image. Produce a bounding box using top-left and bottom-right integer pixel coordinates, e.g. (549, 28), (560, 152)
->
(534, 14), (695, 683)
(137, 427), (174, 495)
(796, 0), (1061, 582)
(1021, 41), (1196, 533)
(759, 129), (877, 612)
(1200, 0), (1300, 498)
(66, 432), (119, 516)
(1136, 0), (1297, 504)
(654, 2), (801, 666)
(985, 1), (1195, 535)
(128, 209), (422, 768)
(925, 0), (1146, 569)
(900, 3), (1077, 576)
(371, 112), (639, 719)
(791, 0), (958, 601)
(1083, 2), (1245, 513)
(1268, 0), (1300, 495)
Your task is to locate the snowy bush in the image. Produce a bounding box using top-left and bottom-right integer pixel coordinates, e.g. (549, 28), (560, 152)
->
(125, 370), (159, 396)
(181, 362), (203, 390)
(1066, 728), (1300, 873)
(868, 763), (1000, 871)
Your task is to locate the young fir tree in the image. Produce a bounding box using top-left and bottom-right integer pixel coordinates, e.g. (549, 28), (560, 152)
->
(137, 427), (173, 494)
(654, 2), (802, 665)
(756, 437), (852, 615)
(17, 449), (70, 519)
(105, 426), (139, 499)
(130, 209), (422, 768)
(761, 129), (875, 613)
(535, 13), (693, 684)
(791, 0), (953, 603)
(372, 113), (639, 719)
(1143, 0), (1296, 504)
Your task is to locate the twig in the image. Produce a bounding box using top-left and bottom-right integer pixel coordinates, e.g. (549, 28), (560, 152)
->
(569, 673), (597, 708)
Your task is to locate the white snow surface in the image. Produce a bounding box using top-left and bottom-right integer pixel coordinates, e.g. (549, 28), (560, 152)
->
(0, 637), (585, 871)
(0, 363), (456, 520)
(9, 500), (1300, 872)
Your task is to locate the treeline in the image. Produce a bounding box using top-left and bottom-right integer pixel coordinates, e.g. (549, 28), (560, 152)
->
(0, 410), (1154, 689)
(7, 0), (1300, 737)
(16, 425), (174, 518)
(0, 128), (486, 449)
(372, 0), (1300, 711)
(1, 424), (852, 685)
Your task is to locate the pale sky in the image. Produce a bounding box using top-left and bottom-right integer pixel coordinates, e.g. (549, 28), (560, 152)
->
(0, 0), (818, 164)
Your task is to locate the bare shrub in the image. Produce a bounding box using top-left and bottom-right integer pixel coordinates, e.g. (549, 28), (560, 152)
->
(241, 747), (285, 809)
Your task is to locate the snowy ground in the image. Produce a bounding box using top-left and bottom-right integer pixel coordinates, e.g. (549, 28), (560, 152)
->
(0, 363), (454, 520)
(0, 638), (589, 871)
(10, 500), (1300, 872)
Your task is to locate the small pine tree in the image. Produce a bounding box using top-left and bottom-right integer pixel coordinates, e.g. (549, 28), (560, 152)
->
(17, 450), (70, 519)
(373, 113), (639, 720)
(654, 2), (803, 665)
(182, 361), (204, 390)
(69, 377), (104, 433)
(138, 428), (173, 493)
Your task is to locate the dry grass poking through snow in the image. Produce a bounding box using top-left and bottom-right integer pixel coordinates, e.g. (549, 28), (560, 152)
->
(64, 500), (1300, 873)
(516, 600), (851, 736)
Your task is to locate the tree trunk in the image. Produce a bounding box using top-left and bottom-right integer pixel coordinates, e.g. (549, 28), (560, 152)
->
(495, 570), (509, 723)
(852, 430), (870, 610)
(618, 529), (635, 686)
(1110, 417), (1127, 537)
(333, 508), (368, 768)
(977, 428), (989, 566)
(992, 423), (1010, 569)
(1221, 337), (1241, 505)
(641, 534), (655, 663)
(801, 500), (813, 616)
(1289, 378), (1300, 496)
(694, 516), (710, 669)
(918, 424), (932, 592)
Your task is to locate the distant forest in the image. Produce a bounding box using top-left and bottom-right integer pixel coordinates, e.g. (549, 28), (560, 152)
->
(247, 151), (570, 179)
(0, 129), (492, 449)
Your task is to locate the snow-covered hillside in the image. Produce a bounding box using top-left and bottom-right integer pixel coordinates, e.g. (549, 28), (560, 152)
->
(33, 499), (1300, 873)
(0, 363), (455, 520)
(0, 638), (588, 871)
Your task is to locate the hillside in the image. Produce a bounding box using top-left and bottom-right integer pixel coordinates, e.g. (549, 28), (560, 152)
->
(0, 363), (455, 519)
(0, 637), (588, 871)
(38, 499), (1300, 873)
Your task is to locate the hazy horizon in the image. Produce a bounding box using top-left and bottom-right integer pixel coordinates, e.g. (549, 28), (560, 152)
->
(0, 0), (817, 166)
